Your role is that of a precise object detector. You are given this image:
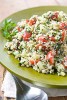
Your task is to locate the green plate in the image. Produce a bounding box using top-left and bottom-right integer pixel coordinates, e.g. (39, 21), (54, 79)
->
(0, 6), (67, 88)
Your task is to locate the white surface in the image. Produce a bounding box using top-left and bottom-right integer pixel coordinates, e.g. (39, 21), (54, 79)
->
(1, 71), (67, 98)
(1, 71), (16, 98)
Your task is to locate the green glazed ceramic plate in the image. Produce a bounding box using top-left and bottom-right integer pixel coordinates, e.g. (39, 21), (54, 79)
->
(0, 6), (67, 88)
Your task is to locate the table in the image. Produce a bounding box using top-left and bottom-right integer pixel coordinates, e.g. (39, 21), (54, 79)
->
(0, 0), (67, 100)
(0, 0), (67, 22)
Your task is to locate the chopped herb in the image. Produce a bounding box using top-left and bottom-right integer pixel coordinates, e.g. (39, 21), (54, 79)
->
(1, 19), (16, 40)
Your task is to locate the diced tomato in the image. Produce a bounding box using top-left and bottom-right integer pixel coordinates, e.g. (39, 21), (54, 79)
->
(49, 36), (55, 42)
(17, 27), (22, 32)
(59, 22), (66, 29)
(26, 19), (29, 23)
(62, 56), (67, 68)
(37, 36), (48, 42)
(29, 59), (34, 65)
(61, 31), (66, 41)
(23, 31), (32, 41)
(63, 64), (67, 68)
(29, 19), (36, 26)
(64, 66), (67, 68)
(59, 22), (67, 30)
(49, 57), (54, 64)
(62, 62), (67, 68)
(51, 12), (59, 20)
(42, 45), (46, 50)
(46, 51), (54, 65)
(46, 51), (53, 60)
(29, 59), (40, 65)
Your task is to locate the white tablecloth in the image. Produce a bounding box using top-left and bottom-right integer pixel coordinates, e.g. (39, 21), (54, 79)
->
(1, 71), (67, 98)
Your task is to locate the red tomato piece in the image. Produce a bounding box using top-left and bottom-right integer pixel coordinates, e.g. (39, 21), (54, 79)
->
(29, 59), (35, 65)
(63, 56), (67, 68)
(49, 36), (55, 42)
(49, 57), (54, 64)
(37, 36), (48, 42)
(61, 31), (66, 41)
(42, 45), (46, 50)
(62, 61), (67, 68)
(46, 51), (54, 65)
(51, 12), (58, 20)
(29, 59), (40, 65)
(23, 31), (32, 41)
(26, 19), (29, 23)
(17, 27), (22, 32)
(29, 19), (36, 26)
(46, 51), (53, 59)
(59, 22), (67, 30)
(64, 66), (67, 68)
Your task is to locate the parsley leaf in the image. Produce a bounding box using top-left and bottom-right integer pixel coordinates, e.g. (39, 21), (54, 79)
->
(1, 19), (16, 40)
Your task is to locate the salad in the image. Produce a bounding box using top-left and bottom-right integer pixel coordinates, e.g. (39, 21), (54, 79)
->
(2, 11), (67, 76)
